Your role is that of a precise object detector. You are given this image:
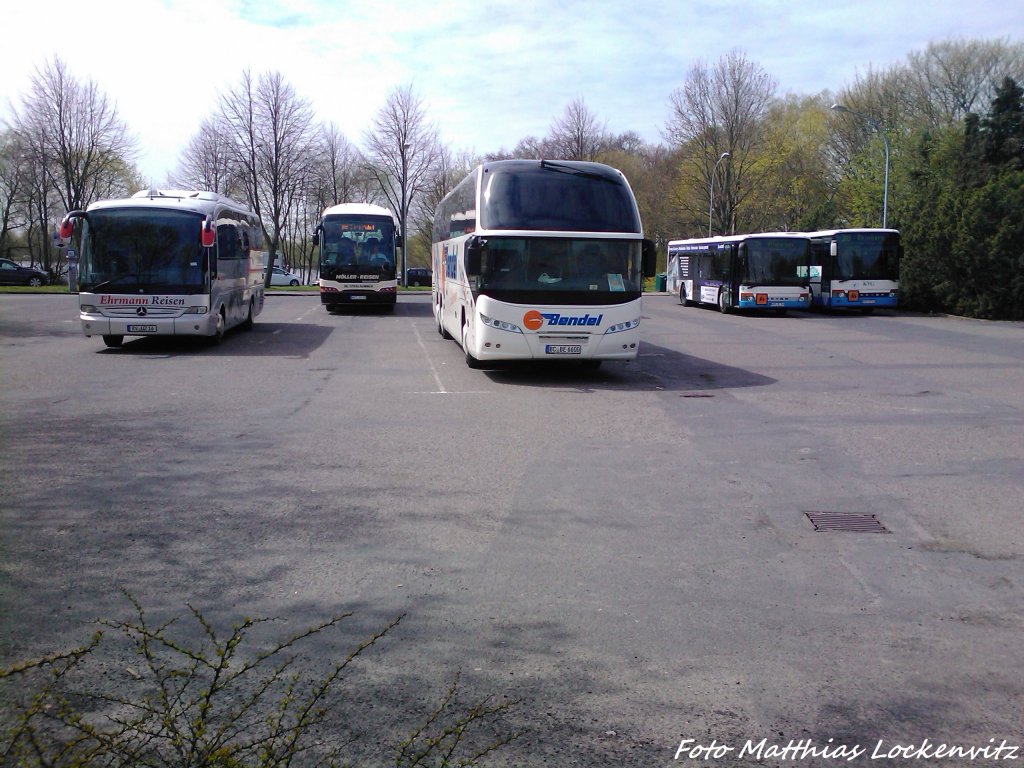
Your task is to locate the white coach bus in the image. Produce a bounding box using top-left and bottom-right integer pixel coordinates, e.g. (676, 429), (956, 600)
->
(432, 160), (656, 368)
(59, 190), (266, 348)
(313, 203), (399, 311)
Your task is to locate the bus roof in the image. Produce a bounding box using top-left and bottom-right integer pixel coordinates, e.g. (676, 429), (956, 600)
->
(321, 202), (396, 220)
(86, 189), (254, 217)
(805, 228), (900, 238)
(668, 232), (811, 247)
(480, 158), (629, 184)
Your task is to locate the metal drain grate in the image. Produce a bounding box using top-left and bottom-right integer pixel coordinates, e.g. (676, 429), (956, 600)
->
(805, 511), (890, 533)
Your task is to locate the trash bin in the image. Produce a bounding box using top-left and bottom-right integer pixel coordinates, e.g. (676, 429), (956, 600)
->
(654, 273), (666, 292)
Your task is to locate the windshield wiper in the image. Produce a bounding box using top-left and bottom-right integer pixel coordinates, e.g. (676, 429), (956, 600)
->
(539, 160), (617, 183)
(86, 274), (144, 292)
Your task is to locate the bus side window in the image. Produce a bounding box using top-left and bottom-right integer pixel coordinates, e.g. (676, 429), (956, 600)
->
(217, 224), (240, 259)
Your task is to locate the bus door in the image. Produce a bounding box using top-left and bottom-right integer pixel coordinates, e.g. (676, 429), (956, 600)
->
(809, 241), (828, 306)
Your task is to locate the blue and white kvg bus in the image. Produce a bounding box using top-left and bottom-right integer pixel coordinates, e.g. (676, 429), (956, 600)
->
(806, 228), (901, 311)
(59, 190), (266, 348)
(666, 232), (812, 313)
(432, 160), (656, 368)
(314, 203), (399, 311)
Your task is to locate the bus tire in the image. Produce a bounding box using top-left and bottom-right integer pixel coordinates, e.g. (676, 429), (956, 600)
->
(241, 299), (255, 330)
(102, 334), (124, 348)
(209, 308), (226, 345)
(438, 308), (452, 339)
(462, 326), (482, 369)
(718, 290), (731, 314)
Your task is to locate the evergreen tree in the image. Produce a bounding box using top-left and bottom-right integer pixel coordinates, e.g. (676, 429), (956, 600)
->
(980, 77), (1024, 171)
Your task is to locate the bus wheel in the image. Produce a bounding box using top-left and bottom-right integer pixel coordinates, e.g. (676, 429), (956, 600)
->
(242, 299), (255, 330)
(209, 308), (226, 345)
(463, 326), (482, 369)
(718, 290), (731, 314)
(438, 308), (451, 339)
(102, 334), (124, 348)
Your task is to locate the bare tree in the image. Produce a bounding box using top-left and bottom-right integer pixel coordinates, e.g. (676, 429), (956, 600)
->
(7, 57), (138, 276)
(219, 70), (318, 285)
(313, 123), (375, 209)
(665, 49), (777, 235)
(548, 98), (608, 160)
(904, 38), (1024, 129)
(172, 117), (244, 198)
(0, 130), (29, 261)
(11, 57), (138, 213)
(363, 84), (441, 283)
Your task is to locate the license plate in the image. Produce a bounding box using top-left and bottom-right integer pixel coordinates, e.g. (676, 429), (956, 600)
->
(349, 294), (366, 300)
(127, 324), (157, 333)
(546, 345), (582, 355)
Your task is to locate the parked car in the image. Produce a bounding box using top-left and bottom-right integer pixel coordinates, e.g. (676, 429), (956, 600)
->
(0, 259), (48, 286)
(263, 266), (301, 286)
(406, 267), (432, 287)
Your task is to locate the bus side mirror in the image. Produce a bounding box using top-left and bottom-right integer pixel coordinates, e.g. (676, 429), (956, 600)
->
(465, 235), (486, 275)
(58, 210), (86, 245)
(311, 231), (320, 247)
(395, 233), (404, 248)
(642, 238), (657, 278)
(201, 218), (216, 249)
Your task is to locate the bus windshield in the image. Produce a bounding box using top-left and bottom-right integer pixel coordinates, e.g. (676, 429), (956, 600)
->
(742, 238), (809, 285)
(480, 164), (641, 233)
(78, 209), (206, 294)
(834, 232), (899, 280)
(476, 236), (644, 304)
(320, 216), (396, 271)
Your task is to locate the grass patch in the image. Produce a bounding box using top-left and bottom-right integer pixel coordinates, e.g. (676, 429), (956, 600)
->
(0, 285), (74, 294)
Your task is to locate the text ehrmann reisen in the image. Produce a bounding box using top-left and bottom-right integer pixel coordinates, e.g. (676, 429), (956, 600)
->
(674, 737), (1020, 762)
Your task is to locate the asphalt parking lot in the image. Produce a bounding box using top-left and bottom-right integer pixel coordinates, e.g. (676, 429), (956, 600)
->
(1, 293), (1022, 766)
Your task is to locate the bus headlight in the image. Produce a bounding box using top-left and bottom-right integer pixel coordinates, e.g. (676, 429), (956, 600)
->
(480, 313), (523, 333)
(80, 304), (97, 313)
(604, 318), (640, 334)
(184, 305), (208, 314)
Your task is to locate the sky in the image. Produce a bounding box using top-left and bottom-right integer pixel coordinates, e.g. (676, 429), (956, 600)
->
(2, 0), (1022, 183)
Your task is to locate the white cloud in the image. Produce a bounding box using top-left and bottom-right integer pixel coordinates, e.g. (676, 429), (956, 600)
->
(2, 0), (1021, 184)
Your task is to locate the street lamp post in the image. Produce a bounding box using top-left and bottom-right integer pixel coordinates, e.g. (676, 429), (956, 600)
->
(832, 103), (890, 228)
(708, 151), (730, 237)
(399, 142), (410, 286)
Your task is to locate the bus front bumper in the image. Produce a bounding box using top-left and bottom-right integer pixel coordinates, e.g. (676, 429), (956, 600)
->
(81, 313), (219, 338)
(470, 328), (641, 362)
(320, 284), (397, 305)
